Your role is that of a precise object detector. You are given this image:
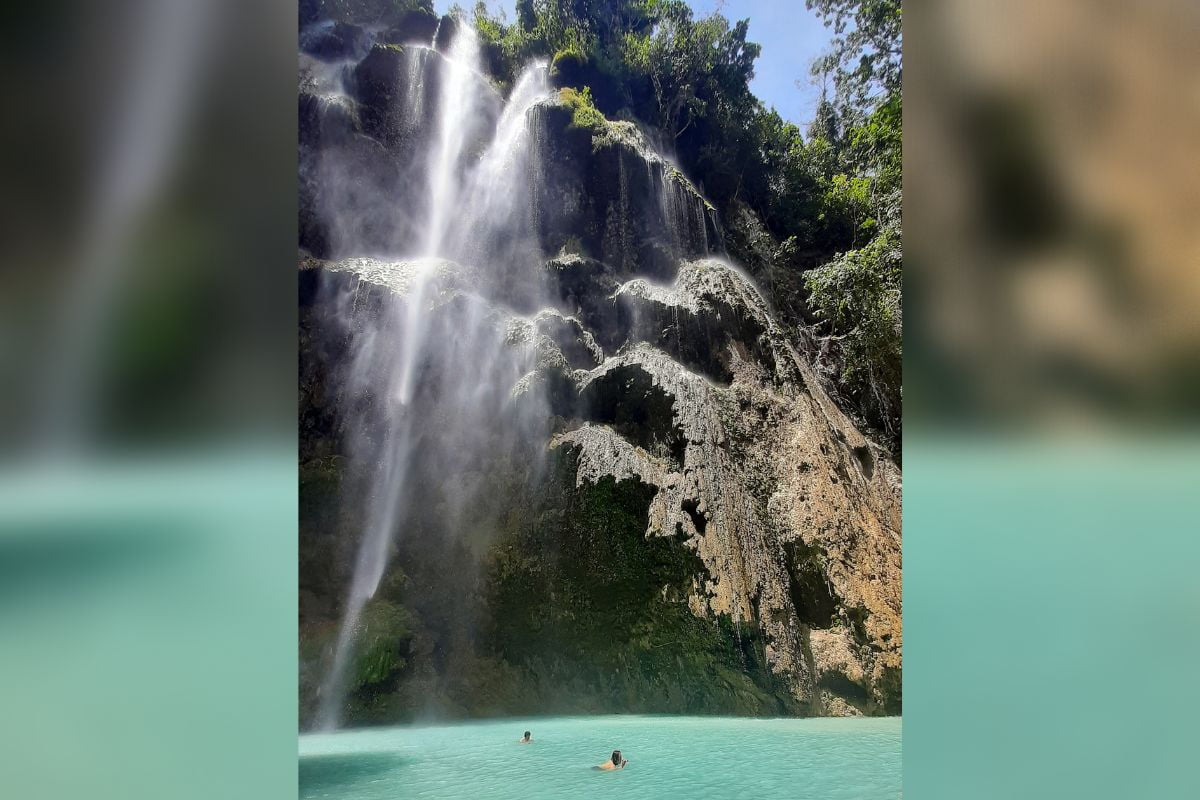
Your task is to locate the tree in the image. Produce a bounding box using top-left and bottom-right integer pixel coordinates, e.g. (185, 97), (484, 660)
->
(808, 0), (902, 118)
(802, 1), (902, 445)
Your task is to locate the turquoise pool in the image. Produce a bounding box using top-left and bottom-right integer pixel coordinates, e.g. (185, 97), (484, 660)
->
(299, 715), (901, 799)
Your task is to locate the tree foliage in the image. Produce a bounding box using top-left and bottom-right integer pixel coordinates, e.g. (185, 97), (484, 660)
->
(809, 0), (902, 116)
(806, 219), (901, 437)
(803, 1), (902, 446)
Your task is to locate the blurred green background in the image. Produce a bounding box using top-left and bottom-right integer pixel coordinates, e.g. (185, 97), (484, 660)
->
(0, 1), (299, 798)
(1, 0), (1198, 798)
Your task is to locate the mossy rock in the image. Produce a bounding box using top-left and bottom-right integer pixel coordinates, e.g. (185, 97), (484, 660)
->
(559, 87), (607, 133)
(548, 47), (624, 114)
(549, 47), (588, 87)
(471, 453), (801, 717)
(300, 21), (371, 62)
(353, 599), (414, 687)
(299, 92), (360, 150)
(433, 14), (458, 53)
(379, 8), (439, 45)
(353, 44), (423, 146)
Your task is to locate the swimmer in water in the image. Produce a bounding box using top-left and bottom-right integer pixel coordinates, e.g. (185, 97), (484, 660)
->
(595, 750), (628, 770)
(518, 731), (532, 744)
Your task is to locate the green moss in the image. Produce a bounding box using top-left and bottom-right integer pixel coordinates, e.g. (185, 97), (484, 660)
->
(471, 453), (800, 717)
(550, 45), (587, 76)
(353, 598), (414, 687)
(559, 86), (607, 132)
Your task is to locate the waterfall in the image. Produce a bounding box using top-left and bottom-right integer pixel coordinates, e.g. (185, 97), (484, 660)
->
(422, 30), (483, 256)
(658, 165), (716, 258)
(36, 0), (211, 456)
(314, 32), (551, 731)
(310, 20), (735, 730)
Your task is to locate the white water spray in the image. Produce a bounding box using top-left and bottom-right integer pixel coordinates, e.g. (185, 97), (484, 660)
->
(315, 34), (551, 730)
(310, 18), (725, 729)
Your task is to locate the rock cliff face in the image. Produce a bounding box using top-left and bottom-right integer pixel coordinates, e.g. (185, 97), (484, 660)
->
(299, 35), (900, 728)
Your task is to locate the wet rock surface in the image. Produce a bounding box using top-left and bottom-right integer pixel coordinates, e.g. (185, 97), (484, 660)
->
(298, 50), (900, 725)
(301, 20), (372, 63)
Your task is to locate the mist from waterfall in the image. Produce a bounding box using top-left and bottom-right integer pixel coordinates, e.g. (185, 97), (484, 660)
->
(305, 11), (732, 728)
(314, 28), (551, 731)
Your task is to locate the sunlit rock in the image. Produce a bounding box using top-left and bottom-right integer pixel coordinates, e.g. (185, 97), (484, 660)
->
(298, 23), (901, 727)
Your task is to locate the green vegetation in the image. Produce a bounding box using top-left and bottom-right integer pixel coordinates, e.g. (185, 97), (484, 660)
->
(298, 445), (799, 724)
(559, 86), (606, 131)
(806, 221), (901, 439)
(550, 44), (587, 75)
(353, 599), (415, 685)
(463, 0), (902, 446)
(477, 461), (797, 716)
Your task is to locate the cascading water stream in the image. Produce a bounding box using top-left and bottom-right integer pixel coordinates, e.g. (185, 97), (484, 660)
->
(311, 17), (733, 729)
(314, 425), (413, 730)
(396, 29), (484, 407)
(450, 63), (548, 272)
(314, 35), (551, 730)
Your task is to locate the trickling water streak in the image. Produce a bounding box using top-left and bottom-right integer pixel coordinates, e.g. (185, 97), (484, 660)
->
(692, 192), (708, 254)
(315, 422), (415, 730)
(615, 153), (632, 270)
(657, 166), (713, 261)
(402, 47), (426, 122)
(706, 206), (724, 254)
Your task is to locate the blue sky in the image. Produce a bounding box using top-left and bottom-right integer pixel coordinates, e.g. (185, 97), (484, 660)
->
(434, 0), (831, 127)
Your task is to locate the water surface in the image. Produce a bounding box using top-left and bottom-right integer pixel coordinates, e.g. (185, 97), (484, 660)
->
(300, 715), (901, 799)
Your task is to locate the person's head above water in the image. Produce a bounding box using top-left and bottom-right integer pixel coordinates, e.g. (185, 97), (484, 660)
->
(611, 750), (622, 765)
(523, 731), (531, 741)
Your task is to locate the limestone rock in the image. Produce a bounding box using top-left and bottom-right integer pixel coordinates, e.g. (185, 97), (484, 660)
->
(298, 38), (901, 723)
(529, 100), (721, 278)
(379, 9), (440, 46)
(301, 21), (371, 62)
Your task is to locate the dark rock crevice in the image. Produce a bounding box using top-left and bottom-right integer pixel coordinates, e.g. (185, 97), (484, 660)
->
(680, 497), (708, 536)
(783, 540), (840, 630)
(578, 363), (687, 468)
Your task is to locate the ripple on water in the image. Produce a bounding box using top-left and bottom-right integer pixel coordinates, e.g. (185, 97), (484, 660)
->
(299, 715), (901, 800)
